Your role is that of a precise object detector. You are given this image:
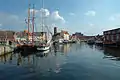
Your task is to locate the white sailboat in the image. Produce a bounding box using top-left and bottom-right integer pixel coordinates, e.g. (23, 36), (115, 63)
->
(36, 29), (52, 51)
(36, 0), (52, 51)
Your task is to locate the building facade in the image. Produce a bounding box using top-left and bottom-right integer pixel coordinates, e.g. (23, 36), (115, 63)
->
(60, 30), (70, 40)
(103, 28), (120, 45)
(0, 30), (15, 42)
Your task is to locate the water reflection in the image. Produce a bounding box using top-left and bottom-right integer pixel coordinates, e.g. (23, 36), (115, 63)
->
(0, 44), (73, 74)
(87, 44), (94, 49)
(95, 45), (104, 52)
(1, 43), (120, 76)
(36, 50), (50, 57)
(94, 44), (120, 61)
(1, 43), (120, 80)
(53, 44), (71, 54)
(103, 47), (120, 61)
(1, 44), (120, 66)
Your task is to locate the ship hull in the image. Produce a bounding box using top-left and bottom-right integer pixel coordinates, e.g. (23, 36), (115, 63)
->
(36, 44), (50, 51)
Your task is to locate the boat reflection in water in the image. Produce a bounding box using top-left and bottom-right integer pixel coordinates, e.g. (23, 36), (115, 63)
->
(36, 50), (50, 57)
(0, 44), (72, 74)
(52, 44), (71, 54)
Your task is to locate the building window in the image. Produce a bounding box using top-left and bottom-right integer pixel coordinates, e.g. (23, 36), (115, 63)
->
(118, 29), (120, 33)
(108, 31), (110, 34)
(106, 35), (109, 40)
(117, 34), (119, 41)
(111, 35), (114, 41)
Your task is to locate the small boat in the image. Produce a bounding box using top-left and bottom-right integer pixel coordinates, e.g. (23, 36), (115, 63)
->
(87, 39), (95, 45)
(95, 40), (103, 46)
(58, 39), (64, 44)
(53, 39), (64, 45)
(63, 40), (69, 44)
(36, 43), (50, 51)
(69, 40), (77, 43)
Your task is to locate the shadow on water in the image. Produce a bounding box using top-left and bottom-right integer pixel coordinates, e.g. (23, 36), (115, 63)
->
(94, 44), (120, 61)
(95, 45), (104, 52)
(87, 43), (95, 49)
(36, 50), (50, 58)
(103, 47), (120, 61)
(88, 43), (120, 61)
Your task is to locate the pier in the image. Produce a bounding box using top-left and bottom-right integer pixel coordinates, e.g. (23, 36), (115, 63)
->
(0, 45), (13, 56)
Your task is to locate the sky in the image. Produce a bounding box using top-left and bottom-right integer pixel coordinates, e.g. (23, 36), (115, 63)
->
(0, 0), (120, 35)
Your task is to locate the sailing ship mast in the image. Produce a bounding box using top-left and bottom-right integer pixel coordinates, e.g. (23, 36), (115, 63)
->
(41, 0), (48, 42)
(42, 0), (44, 31)
(41, 0), (44, 42)
(26, 0), (35, 45)
(32, 4), (35, 45)
(28, 4), (30, 41)
(27, 1), (30, 43)
(36, 0), (53, 51)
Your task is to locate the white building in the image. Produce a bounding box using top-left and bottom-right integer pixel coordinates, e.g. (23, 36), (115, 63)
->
(60, 30), (70, 40)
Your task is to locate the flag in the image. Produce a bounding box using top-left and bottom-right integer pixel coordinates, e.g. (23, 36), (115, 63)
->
(25, 19), (28, 24)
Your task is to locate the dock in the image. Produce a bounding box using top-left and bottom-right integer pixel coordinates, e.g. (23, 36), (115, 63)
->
(0, 45), (14, 56)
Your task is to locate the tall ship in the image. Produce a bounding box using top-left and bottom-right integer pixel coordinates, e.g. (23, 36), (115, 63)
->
(14, 0), (52, 52)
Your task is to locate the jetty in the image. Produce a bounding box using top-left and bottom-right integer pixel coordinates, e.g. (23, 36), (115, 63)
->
(0, 45), (14, 56)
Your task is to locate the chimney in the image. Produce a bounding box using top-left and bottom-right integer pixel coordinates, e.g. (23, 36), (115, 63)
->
(54, 27), (57, 35)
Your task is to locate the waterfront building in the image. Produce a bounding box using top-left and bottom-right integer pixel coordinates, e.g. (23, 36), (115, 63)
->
(53, 29), (70, 42)
(71, 32), (90, 41)
(0, 30), (15, 42)
(103, 28), (120, 46)
(60, 30), (70, 40)
(14, 31), (43, 42)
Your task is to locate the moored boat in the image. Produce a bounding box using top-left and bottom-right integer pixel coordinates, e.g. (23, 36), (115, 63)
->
(95, 40), (103, 46)
(87, 39), (95, 45)
(36, 42), (51, 51)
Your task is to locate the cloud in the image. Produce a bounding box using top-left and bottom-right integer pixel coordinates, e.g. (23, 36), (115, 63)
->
(51, 23), (57, 27)
(30, 8), (50, 18)
(69, 13), (75, 16)
(85, 10), (96, 16)
(40, 8), (50, 17)
(30, 9), (39, 13)
(51, 11), (65, 23)
(89, 23), (94, 27)
(0, 8), (65, 31)
(26, 8), (66, 32)
(109, 14), (120, 21)
(30, 8), (65, 23)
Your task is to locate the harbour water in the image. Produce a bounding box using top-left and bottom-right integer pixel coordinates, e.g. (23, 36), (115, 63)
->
(0, 42), (120, 80)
